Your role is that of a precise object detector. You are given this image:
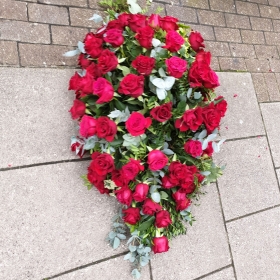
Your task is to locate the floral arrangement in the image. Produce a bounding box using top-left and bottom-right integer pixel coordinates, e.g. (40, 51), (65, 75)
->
(66, 0), (227, 278)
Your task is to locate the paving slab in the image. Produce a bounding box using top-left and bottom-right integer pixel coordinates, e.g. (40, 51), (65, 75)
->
(201, 266), (235, 280)
(260, 103), (280, 167)
(215, 72), (265, 140)
(215, 137), (280, 221)
(0, 162), (125, 280)
(0, 67), (77, 168)
(227, 207), (280, 279)
(151, 185), (231, 280)
(55, 256), (151, 280)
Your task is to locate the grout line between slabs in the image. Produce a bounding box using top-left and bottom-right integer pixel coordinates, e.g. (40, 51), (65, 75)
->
(149, 261), (154, 280)
(224, 134), (266, 142)
(0, 157), (91, 172)
(43, 251), (129, 279)
(215, 182), (238, 280)
(226, 204), (280, 224)
(192, 264), (233, 280)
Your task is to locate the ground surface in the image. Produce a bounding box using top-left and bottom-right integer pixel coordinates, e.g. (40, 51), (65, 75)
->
(1, 1), (280, 279)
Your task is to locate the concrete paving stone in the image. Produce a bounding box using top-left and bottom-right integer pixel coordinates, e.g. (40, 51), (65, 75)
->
(259, 4), (280, 19)
(0, 0), (28, 21)
(55, 256), (151, 280)
(215, 137), (280, 221)
(165, 5), (198, 24)
(209, 0), (235, 13)
(19, 43), (77, 67)
(236, 1), (260, 16)
(250, 16), (273, 31)
(197, 10), (226, 26)
(227, 207), (280, 279)
(254, 45), (279, 59)
(245, 58), (270, 72)
(229, 43), (256, 58)
(205, 41), (231, 57)
(0, 41), (19, 66)
(151, 185), (231, 280)
(251, 73), (269, 102)
(225, 14), (251, 30)
(218, 57), (247, 71)
(181, 0), (209, 9)
(263, 73), (280, 101)
(0, 67), (78, 168)
(200, 267), (235, 280)
(214, 27), (242, 43)
(260, 103), (280, 167)
(215, 73), (265, 139)
(38, 0), (88, 7)
(0, 162), (125, 279)
(0, 19), (50, 44)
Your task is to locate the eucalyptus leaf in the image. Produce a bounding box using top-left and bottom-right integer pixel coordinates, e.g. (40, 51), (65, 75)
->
(163, 149), (174, 155)
(63, 49), (80, 57)
(109, 231), (117, 239)
(113, 237), (120, 249)
(212, 141), (219, 153)
(77, 41), (85, 53)
(198, 129), (207, 139)
(158, 68), (166, 77)
(200, 171), (211, 176)
(202, 139), (209, 150)
(207, 133), (217, 141)
(127, 0), (142, 14)
(151, 192), (161, 203)
(187, 88), (192, 98)
(131, 269), (141, 279)
(194, 92), (202, 99)
(160, 191), (169, 200)
(152, 38), (161, 48)
(156, 87), (167, 100)
(124, 253), (131, 260)
(89, 13), (103, 23)
(129, 256), (136, 262)
(117, 233), (126, 240)
(129, 244), (137, 252)
(144, 247), (151, 253)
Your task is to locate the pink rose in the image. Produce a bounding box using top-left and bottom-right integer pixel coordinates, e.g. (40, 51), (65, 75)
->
(166, 56), (187, 78)
(69, 99), (86, 119)
(152, 236), (169, 253)
(148, 14), (161, 29)
(93, 77), (114, 104)
(163, 31), (184, 52)
(125, 112), (152, 136)
(116, 187), (133, 206)
(147, 150), (168, 171)
(184, 140), (203, 157)
(79, 115), (97, 138)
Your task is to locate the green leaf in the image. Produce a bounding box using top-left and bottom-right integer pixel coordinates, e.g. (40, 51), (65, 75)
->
(160, 191), (169, 200)
(138, 216), (155, 232)
(113, 237), (120, 249)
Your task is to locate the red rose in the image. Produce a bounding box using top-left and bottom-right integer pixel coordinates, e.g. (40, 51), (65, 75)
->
(118, 74), (144, 98)
(215, 96), (227, 117)
(78, 53), (92, 69)
(202, 103), (221, 133)
(112, 169), (130, 188)
(84, 33), (103, 58)
(168, 161), (194, 188)
(175, 197), (191, 211)
(196, 50), (211, 65)
(122, 158), (144, 181)
(104, 28), (124, 47)
(162, 176), (174, 189)
(125, 112), (152, 136)
(90, 151), (115, 176)
(175, 107), (203, 132)
(160, 16), (178, 32)
(69, 99), (86, 119)
(147, 150), (168, 171)
(203, 141), (214, 157)
(106, 19), (123, 30)
(79, 115), (97, 138)
(128, 14), (147, 33)
(155, 210), (172, 228)
(68, 72), (94, 95)
(166, 56), (187, 78)
(152, 236), (169, 254)
(148, 14), (161, 29)
(150, 102), (172, 122)
(118, 13), (130, 27)
(142, 198), (162, 215)
(163, 31), (184, 52)
(96, 116), (117, 142)
(98, 49), (118, 74)
(189, 31), (205, 52)
(133, 183), (149, 202)
(71, 137), (85, 158)
(135, 25), (154, 49)
(116, 187), (133, 206)
(173, 190), (186, 202)
(131, 55), (156, 75)
(184, 140), (203, 157)
(93, 78), (114, 104)
(123, 208), (140, 225)
(87, 168), (108, 194)
(86, 62), (102, 80)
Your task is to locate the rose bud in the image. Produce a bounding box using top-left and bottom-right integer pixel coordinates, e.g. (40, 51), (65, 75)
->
(142, 198), (162, 215)
(203, 141), (214, 157)
(189, 31), (205, 52)
(215, 96), (227, 117)
(116, 187), (133, 206)
(148, 14), (161, 29)
(155, 210), (172, 228)
(123, 208), (140, 225)
(152, 236), (170, 254)
(184, 140), (203, 158)
(71, 137), (85, 158)
(79, 115), (97, 138)
(147, 150), (168, 171)
(133, 183), (149, 202)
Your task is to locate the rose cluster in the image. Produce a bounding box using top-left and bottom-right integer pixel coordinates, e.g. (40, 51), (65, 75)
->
(68, 9), (227, 257)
